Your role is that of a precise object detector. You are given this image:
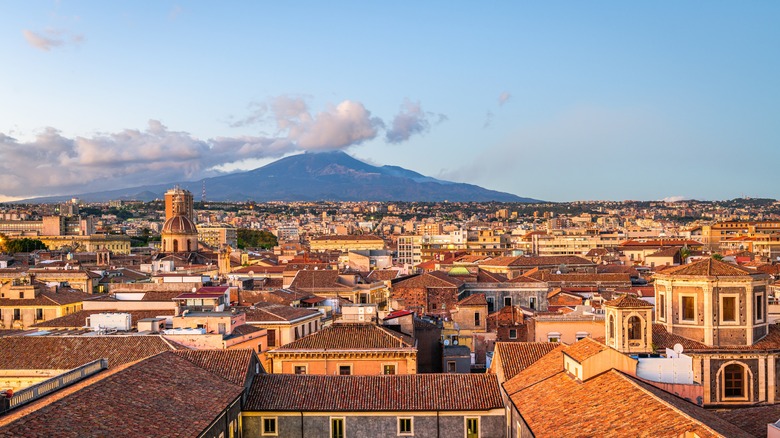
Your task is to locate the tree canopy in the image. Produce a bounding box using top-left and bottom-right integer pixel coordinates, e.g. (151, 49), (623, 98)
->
(237, 229), (277, 250)
(1, 237), (47, 253)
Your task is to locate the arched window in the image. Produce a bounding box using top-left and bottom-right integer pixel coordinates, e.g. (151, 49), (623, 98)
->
(628, 316), (642, 340)
(723, 364), (745, 398)
(609, 315), (615, 339)
(187, 240), (192, 252)
(173, 240), (179, 253)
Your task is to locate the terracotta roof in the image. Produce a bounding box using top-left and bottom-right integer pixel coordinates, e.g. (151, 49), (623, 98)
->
(647, 246), (682, 258)
(547, 291), (583, 307)
(480, 255), (594, 267)
(604, 295), (653, 308)
(31, 309), (176, 329)
(140, 290), (183, 301)
(502, 345), (567, 395)
(714, 404), (780, 438)
(229, 324), (266, 337)
(173, 349), (256, 386)
(245, 373), (503, 412)
(493, 342), (558, 381)
(458, 293), (487, 306)
(659, 258), (753, 277)
(241, 302), (321, 322)
(0, 335), (180, 370)
(506, 275), (545, 284)
(476, 269), (507, 283)
(563, 337), (608, 363)
(289, 269), (350, 290)
(510, 369), (752, 438)
(392, 271), (463, 289)
(0, 352), (243, 437)
(272, 323), (412, 351)
(527, 271), (631, 283)
(366, 269), (401, 281)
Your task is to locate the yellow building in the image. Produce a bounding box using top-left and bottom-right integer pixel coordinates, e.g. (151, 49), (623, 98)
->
(266, 323), (417, 375)
(38, 234), (132, 255)
(0, 276), (92, 329)
(197, 224), (238, 249)
(308, 235), (385, 253)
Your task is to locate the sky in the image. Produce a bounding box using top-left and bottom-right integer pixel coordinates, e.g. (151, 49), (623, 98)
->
(0, 1), (778, 202)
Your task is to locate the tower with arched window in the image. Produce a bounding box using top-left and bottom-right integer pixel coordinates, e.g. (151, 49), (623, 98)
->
(604, 295), (653, 354)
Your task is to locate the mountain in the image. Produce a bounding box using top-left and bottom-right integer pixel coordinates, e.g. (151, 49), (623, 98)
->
(19, 151), (542, 203)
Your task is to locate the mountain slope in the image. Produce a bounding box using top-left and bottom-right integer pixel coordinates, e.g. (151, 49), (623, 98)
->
(20, 151), (542, 203)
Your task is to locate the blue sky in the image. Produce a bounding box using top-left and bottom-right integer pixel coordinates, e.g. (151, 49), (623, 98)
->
(0, 1), (778, 202)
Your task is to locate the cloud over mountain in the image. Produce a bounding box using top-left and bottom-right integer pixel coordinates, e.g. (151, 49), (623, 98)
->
(0, 96), (445, 198)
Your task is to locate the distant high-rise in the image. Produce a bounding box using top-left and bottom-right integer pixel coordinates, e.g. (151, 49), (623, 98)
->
(164, 186), (194, 222)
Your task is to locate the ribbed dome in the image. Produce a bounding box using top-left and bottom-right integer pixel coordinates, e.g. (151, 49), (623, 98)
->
(161, 215), (197, 235)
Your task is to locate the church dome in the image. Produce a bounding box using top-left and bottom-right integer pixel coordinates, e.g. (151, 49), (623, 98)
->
(161, 215), (197, 235)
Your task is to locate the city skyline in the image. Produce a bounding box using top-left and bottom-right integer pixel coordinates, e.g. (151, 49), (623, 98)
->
(1, 2), (778, 202)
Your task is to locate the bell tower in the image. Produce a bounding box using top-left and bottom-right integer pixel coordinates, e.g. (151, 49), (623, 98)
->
(604, 295), (653, 354)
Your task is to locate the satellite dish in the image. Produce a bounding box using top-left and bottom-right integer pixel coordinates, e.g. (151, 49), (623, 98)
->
(191, 287), (197, 293)
(443, 339), (450, 346)
(453, 339), (459, 345)
(673, 343), (684, 355)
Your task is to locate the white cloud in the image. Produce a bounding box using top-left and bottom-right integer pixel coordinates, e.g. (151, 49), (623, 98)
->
(287, 100), (383, 150)
(0, 121), (298, 198)
(385, 100), (447, 143)
(22, 29), (83, 51)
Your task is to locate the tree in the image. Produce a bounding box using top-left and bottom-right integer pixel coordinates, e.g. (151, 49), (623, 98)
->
(1, 238), (47, 253)
(237, 229), (278, 249)
(712, 253), (724, 261)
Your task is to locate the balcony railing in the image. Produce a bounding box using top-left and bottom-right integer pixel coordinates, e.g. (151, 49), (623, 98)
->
(0, 358), (108, 414)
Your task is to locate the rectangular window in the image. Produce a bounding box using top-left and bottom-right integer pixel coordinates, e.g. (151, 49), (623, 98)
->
(35, 308), (43, 320)
(486, 297), (494, 313)
(218, 323), (227, 334)
(13, 309), (20, 321)
(509, 329), (517, 339)
(398, 417), (413, 435)
(19, 292), (24, 299)
(682, 296), (695, 321)
(331, 418), (345, 438)
(262, 417), (277, 436)
(267, 329), (276, 347)
(474, 312), (480, 327)
(383, 364), (396, 375)
(294, 365), (307, 375)
(722, 296), (737, 322)
(756, 293), (765, 322)
(529, 297), (537, 310)
(504, 297), (512, 307)
(339, 365), (351, 375)
(658, 293), (666, 320)
(466, 417), (479, 438)
(294, 326), (300, 340)
(447, 360), (456, 373)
